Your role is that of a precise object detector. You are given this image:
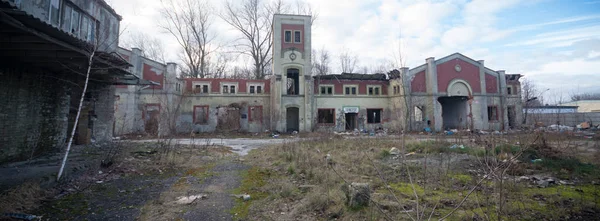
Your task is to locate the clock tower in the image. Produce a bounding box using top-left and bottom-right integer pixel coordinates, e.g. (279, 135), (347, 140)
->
(270, 14), (313, 132)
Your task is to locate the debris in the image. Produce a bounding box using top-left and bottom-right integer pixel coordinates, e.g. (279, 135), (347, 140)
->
(96, 180), (103, 184)
(98, 171), (103, 174)
(389, 147), (400, 155)
(242, 194), (251, 201)
(424, 127), (432, 133)
(449, 144), (464, 149)
(2, 213), (42, 221)
(343, 183), (370, 207)
(580, 122), (590, 129)
(175, 194), (207, 205)
(272, 134), (279, 138)
(518, 176), (530, 182)
(479, 130), (489, 135)
(445, 130), (454, 135)
(405, 152), (416, 156)
(531, 159), (543, 163)
(326, 153), (333, 165)
(292, 131), (298, 135)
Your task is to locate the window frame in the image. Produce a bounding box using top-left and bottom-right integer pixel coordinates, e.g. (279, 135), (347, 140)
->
(319, 85), (334, 95)
(284, 30), (292, 43)
(221, 82), (238, 94)
(193, 105), (210, 125)
(248, 105), (263, 122)
(294, 30), (302, 43)
(192, 82), (211, 94)
(317, 108), (336, 125)
(248, 83), (265, 94)
(344, 85), (358, 95)
(367, 85), (382, 96)
(507, 86), (512, 95)
(487, 106), (499, 121)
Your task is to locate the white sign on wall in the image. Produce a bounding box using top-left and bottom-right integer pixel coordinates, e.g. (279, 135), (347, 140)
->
(343, 106), (360, 113)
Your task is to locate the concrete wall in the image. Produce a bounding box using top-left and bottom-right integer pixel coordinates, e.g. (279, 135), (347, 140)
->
(527, 113), (600, 127)
(0, 66), (71, 163)
(181, 95), (271, 133)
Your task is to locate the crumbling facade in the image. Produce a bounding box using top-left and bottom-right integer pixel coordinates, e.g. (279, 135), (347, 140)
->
(0, 0), (143, 163)
(114, 14), (522, 136)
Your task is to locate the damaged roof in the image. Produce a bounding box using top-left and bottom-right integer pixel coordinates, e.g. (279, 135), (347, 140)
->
(314, 73), (387, 81)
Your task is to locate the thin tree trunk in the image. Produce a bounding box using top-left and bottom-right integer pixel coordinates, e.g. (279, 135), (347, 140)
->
(57, 49), (95, 181)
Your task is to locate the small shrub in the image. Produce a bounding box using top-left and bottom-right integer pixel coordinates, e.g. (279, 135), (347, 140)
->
(378, 150), (391, 159)
(287, 164), (296, 175)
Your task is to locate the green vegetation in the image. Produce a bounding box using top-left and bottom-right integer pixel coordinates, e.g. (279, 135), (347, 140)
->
(230, 167), (271, 219)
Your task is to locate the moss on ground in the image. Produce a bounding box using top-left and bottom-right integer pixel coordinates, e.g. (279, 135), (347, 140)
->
(230, 167), (271, 220)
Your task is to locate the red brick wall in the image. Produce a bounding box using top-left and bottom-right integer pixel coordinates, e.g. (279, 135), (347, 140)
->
(184, 78), (270, 94)
(281, 24), (305, 53)
(485, 73), (498, 94)
(314, 79), (388, 95)
(411, 71), (426, 92)
(436, 59), (481, 93)
(143, 64), (164, 90)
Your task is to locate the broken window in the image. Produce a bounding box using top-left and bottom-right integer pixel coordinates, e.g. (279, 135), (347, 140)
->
(194, 106), (209, 124)
(375, 87), (380, 95)
(294, 30), (301, 43)
(250, 86), (255, 93)
(413, 106), (425, 121)
(284, 30), (292, 43)
(507, 87), (512, 95)
(488, 106), (498, 121)
(70, 9), (80, 36)
(287, 69), (299, 95)
(249, 84), (263, 94)
(203, 85), (209, 93)
(230, 85), (236, 94)
(257, 86), (262, 93)
(320, 86), (333, 95)
(318, 109), (335, 124)
(62, 5), (72, 33)
(367, 109), (382, 124)
(50, 0), (60, 26)
(194, 85), (201, 93)
(223, 85), (228, 93)
(249, 106), (262, 122)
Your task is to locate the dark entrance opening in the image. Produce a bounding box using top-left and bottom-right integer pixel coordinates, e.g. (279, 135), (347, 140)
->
(286, 107), (299, 132)
(345, 113), (357, 130)
(217, 107), (241, 131)
(287, 68), (300, 95)
(437, 96), (468, 130)
(508, 106), (516, 129)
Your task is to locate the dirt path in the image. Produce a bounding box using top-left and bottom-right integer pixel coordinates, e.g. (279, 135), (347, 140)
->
(31, 148), (251, 220)
(182, 160), (249, 220)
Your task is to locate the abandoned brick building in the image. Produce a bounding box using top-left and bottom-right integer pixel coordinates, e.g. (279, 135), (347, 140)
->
(114, 14), (523, 136)
(0, 0), (147, 162)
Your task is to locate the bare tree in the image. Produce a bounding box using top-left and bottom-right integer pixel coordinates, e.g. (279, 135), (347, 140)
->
(521, 78), (539, 124)
(160, 0), (215, 78)
(339, 49), (357, 73)
(121, 31), (166, 63)
(570, 92), (600, 101)
(205, 52), (232, 79)
(221, 0), (316, 79)
(312, 47), (330, 75)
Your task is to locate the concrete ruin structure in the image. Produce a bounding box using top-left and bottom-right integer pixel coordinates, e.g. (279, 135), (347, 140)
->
(0, 0), (146, 163)
(114, 14), (524, 136)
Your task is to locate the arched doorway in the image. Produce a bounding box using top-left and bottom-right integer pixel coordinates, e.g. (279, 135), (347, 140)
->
(286, 107), (299, 132)
(439, 80), (471, 130)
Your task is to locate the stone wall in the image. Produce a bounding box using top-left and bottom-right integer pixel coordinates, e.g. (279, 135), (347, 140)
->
(0, 67), (71, 163)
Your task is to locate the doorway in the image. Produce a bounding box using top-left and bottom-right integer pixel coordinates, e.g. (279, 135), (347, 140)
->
(286, 107), (299, 132)
(286, 68), (300, 95)
(217, 107), (241, 131)
(437, 96), (468, 130)
(508, 106), (516, 129)
(345, 113), (357, 130)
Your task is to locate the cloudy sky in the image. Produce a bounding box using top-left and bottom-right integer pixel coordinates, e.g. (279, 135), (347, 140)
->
(107, 0), (600, 103)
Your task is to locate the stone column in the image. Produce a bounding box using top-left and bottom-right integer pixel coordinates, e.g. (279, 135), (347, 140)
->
(498, 70), (509, 130)
(425, 57), (442, 131)
(477, 60), (488, 130)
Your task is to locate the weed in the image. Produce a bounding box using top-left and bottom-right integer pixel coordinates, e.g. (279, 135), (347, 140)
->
(230, 167), (270, 219)
(378, 150), (391, 159)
